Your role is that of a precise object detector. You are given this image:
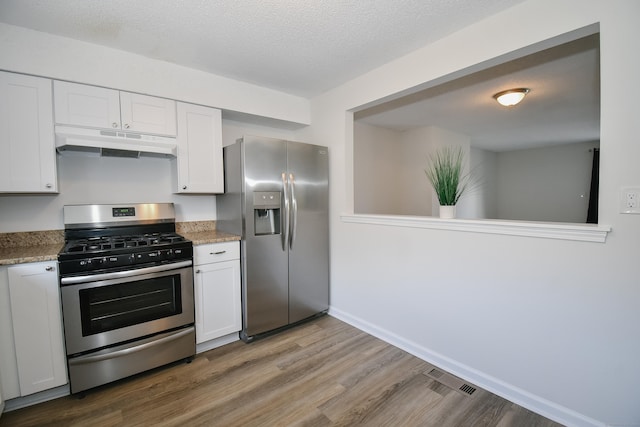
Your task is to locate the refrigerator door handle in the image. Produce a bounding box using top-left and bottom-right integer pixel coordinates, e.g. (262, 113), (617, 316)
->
(282, 172), (290, 251)
(289, 173), (298, 249)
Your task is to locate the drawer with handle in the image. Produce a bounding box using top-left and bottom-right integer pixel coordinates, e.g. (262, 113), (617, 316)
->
(194, 241), (239, 265)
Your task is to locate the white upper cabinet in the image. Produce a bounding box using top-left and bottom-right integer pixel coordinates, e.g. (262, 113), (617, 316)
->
(120, 92), (177, 135)
(175, 102), (224, 193)
(53, 81), (120, 129)
(0, 72), (57, 193)
(54, 81), (177, 136)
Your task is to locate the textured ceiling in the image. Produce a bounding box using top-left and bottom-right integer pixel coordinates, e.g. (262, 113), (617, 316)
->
(0, 0), (525, 97)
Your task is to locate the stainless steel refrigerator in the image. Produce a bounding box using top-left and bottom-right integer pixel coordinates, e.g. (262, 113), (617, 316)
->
(216, 135), (329, 341)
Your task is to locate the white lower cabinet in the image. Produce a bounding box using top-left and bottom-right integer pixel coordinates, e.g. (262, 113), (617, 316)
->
(5, 262), (67, 397)
(0, 266), (19, 401)
(194, 241), (241, 344)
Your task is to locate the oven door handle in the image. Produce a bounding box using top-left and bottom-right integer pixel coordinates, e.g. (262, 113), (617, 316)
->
(60, 260), (193, 285)
(68, 327), (193, 365)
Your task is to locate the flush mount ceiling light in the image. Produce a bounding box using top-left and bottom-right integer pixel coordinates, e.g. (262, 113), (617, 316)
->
(493, 88), (530, 107)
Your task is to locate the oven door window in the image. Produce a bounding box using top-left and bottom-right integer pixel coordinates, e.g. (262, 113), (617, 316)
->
(79, 275), (183, 336)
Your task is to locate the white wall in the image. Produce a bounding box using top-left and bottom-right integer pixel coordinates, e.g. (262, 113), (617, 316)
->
(311, 1), (640, 426)
(496, 141), (598, 222)
(395, 127), (433, 215)
(353, 122), (403, 214)
(222, 119), (298, 148)
(468, 146), (498, 219)
(354, 123), (473, 217)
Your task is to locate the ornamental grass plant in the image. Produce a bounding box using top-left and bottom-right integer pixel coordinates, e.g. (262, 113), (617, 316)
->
(424, 146), (471, 206)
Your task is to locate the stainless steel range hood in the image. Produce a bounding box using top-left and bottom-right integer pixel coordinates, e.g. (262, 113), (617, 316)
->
(55, 125), (177, 158)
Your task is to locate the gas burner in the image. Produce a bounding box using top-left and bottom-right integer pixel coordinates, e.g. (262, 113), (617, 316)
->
(61, 232), (187, 255)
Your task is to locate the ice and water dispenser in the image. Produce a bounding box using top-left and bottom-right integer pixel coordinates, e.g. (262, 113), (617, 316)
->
(253, 191), (281, 235)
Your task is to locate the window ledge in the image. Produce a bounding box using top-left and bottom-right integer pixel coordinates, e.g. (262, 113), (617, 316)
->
(340, 214), (611, 243)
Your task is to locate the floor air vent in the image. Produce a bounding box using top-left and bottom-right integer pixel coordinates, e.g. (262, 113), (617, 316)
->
(426, 368), (477, 397)
(459, 383), (477, 396)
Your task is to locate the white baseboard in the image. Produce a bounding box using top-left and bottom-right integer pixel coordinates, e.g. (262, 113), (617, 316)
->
(196, 332), (240, 354)
(328, 307), (604, 427)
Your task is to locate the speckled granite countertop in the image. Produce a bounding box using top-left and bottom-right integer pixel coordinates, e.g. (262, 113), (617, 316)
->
(0, 221), (240, 266)
(175, 221), (240, 245)
(0, 230), (64, 266)
(179, 230), (240, 246)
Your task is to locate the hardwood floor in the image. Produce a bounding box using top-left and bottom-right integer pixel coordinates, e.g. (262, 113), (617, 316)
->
(0, 316), (563, 426)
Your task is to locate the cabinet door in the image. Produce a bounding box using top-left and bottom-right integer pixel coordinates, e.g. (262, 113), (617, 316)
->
(0, 72), (57, 193)
(0, 267), (19, 401)
(120, 92), (177, 136)
(175, 102), (223, 193)
(8, 262), (67, 396)
(53, 80), (120, 129)
(194, 259), (241, 343)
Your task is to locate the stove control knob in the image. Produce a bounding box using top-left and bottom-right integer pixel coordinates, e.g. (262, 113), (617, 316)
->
(78, 259), (92, 270)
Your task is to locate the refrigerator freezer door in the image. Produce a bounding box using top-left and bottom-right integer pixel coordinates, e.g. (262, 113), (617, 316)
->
(287, 142), (330, 323)
(243, 136), (289, 337)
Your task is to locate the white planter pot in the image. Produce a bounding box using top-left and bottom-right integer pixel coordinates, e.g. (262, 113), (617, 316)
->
(439, 205), (456, 219)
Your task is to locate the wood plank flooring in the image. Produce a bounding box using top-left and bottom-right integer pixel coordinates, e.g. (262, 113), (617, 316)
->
(0, 316), (563, 426)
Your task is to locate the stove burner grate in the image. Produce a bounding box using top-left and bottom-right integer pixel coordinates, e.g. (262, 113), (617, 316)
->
(61, 232), (186, 255)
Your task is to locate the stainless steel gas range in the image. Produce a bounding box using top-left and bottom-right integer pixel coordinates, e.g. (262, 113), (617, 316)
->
(57, 203), (195, 394)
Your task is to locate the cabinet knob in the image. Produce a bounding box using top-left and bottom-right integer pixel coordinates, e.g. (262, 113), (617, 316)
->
(45, 266), (55, 272)
(112, 122), (118, 128)
(182, 185), (187, 190)
(124, 123), (130, 129)
(211, 251), (226, 255)
(195, 269), (201, 274)
(45, 183), (52, 189)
